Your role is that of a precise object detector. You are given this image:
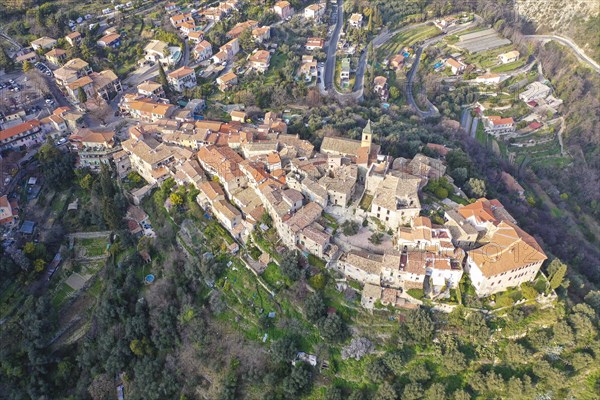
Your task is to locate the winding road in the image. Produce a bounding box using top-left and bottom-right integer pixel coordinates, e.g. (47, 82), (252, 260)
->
(405, 18), (482, 118)
(524, 34), (600, 74)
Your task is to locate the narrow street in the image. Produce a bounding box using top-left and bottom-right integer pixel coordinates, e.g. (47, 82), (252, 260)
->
(323, 0), (344, 91)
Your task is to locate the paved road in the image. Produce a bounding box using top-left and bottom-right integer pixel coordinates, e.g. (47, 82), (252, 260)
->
(405, 46), (439, 118)
(181, 41), (191, 67)
(405, 18), (482, 118)
(524, 34), (600, 74)
(323, 0), (344, 90)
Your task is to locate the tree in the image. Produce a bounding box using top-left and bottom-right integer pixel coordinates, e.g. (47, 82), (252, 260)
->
(369, 232), (383, 245)
(375, 381), (398, 400)
(367, 358), (389, 382)
(80, 174), (94, 190)
(88, 373), (113, 400)
(465, 178), (486, 198)
(319, 313), (346, 342)
(389, 86), (400, 99)
(37, 141), (75, 189)
(209, 291), (227, 315)
(22, 60), (32, 72)
(23, 242), (36, 255)
(238, 28), (254, 53)
(434, 186), (449, 199)
(342, 220), (360, 236)
(584, 290), (600, 315)
(450, 167), (468, 186)
(403, 309), (434, 343)
(271, 335), (298, 363)
(402, 383), (424, 400)
(33, 259), (46, 273)
(308, 273), (326, 290)
(452, 389), (471, 400)
(349, 390), (366, 400)
(304, 292), (326, 323)
(326, 386), (343, 400)
(547, 259), (567, 290)
(283, 364), (312, 396)
(341, 337), (374, 360)
(77, 87), (87, 104)
(424, 383), (446, 400)
(88, 96), (113, 125)
(158, 62), (169, 89)
(280, 250), (302, 281)
(169, 193), (184, 206)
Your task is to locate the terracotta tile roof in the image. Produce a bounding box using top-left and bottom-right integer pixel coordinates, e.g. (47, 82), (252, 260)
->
(71, 128), (115, 144)
(66, 75), (93, 90)
(168, 66), (195, 79)
(344, 250), (384, 274)
(458, 198), (503, 224)
(98, 33), (121, 44)
(469, 221), (546, 277)
(200, 181), (225, 200)
(219, 71), (238, 82)
(426, 143), (449, 156)
(320, 136), (362, 156)
(126, 99), (174, 116)
(0, 120), (41, 142)
(374, 76), (387, 86)
(300, 225), (330, 246)
(284, 202), (322, 234)
(350, 13), (363, 22)
(446, 58), (465, 69)
(214, 199), (241, 220)
(188, 31), (205, 39)
(306, 37), (324, 48)
(46, 48), (66, 57)
(249, 49), (270, 63)
(137, 80), (163, 93)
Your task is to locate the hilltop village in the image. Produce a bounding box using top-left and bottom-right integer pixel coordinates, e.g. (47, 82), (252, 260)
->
(0, 0), (553, 311)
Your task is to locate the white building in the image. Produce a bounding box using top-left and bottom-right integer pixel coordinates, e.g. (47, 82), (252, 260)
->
(167, 66), (197, 92)
(519, 82), (552, 103)
(465, 221), (546, 297)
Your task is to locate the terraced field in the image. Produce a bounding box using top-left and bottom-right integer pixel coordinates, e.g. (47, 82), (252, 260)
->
(377, 25), (442, 59)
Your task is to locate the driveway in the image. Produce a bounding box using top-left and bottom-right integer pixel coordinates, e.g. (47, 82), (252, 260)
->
(124, 63), (159, 86)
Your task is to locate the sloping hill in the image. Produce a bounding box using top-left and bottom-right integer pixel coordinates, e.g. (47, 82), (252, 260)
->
(516, 0), (600, 62)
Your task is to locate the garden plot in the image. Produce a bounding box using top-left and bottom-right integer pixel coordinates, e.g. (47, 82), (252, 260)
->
(456, 28), (511, 53)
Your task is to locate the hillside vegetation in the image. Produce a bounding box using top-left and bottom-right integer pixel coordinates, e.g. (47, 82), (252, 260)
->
(516, 0), (600, 62)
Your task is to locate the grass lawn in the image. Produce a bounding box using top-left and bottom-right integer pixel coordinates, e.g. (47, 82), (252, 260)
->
(0, 281), (27, 320)
(76, 237), (109, 257)
(261, 262), (288, 290)
(359, 193), (373, 211)
(308, 254), (326, 269)
(475, 120), (489, 146)
(52, 282), (76, 309)
(378, 25), (441, 60)
(218, 258), (321, 347)
(265, 52), (288, 85)
(491, 58), (527, 73)
(407, 288), (425, 300)
(449, 194), (469, 205)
